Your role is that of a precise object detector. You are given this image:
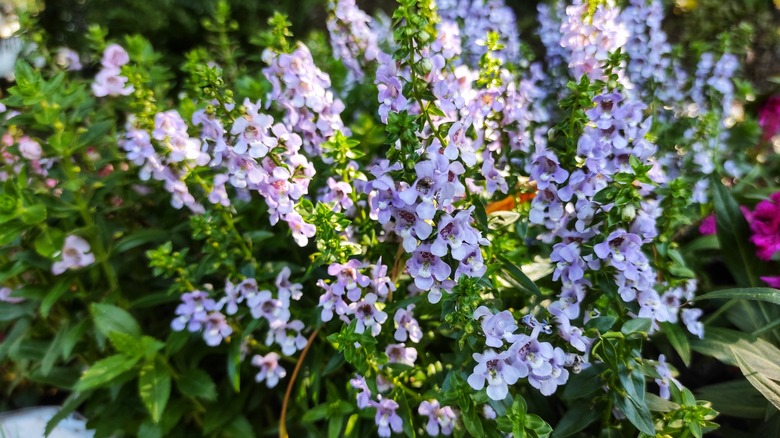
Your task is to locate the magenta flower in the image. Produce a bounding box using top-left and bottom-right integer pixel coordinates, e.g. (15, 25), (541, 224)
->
(747, 192), (780, 261)
(52, 235), (96, 275)
(762, 276), (780, 288)
(698, 214), (716, 235)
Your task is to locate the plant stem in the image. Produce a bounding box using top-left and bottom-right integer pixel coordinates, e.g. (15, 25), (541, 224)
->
(279, 327), (320, 438)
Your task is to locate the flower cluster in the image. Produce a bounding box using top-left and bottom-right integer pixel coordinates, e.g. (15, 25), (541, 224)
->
(262, 44), (348, 157)
(172, 268), (305, 382)
(469, 307), (574, 399)
(317, 258), (395, 334)
(326, 0), (380, 87)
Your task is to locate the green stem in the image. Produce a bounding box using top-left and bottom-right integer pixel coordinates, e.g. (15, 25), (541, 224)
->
(60, 158), (120, 296)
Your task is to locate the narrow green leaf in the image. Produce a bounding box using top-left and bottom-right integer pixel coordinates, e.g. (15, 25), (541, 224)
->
(697, 287), (780, 305)
(497, 254), (543, 297)
(139, 359), (172, 423)
(696, 379), (766, 419)
(471, 197), (489, 231)
(731, 346), (780, 411)
(91, 303), (142, 337)
(44, 391), (91, 437)
(552, 402), (600, 437)
(41, 327), (67, 376)
(612, 393), (655, 435)
(40, 280), (71, 318)
(661, 322), (692, 367)
(113, 229), (170, 254)
(645, 393), (680, 412)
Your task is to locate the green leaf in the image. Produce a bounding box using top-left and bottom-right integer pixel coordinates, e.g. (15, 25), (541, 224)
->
(398, 392), (417, 438)
(113, 229), (171, 254)
(696, 379), (766, 419)
(139, 359), (172, 423)
(645, 393), (680, 412)
(661, 322), (691, 367)
(44, 391), (91, 437)
(696, 287), (780, 305)
(621, 318), (652, 335)
(712, 179), (766, 287)
(74, 354), (140, 391)
(553, 402), (601, 437)
(0, 300), (36, 321)
(41, 327), (68, 376)
(497, 254), (543, 297)
(471, 197), (489, 231)
(176, 368), (217, 401)
(108, 331), (145, 357)
(77, 120), (114, 151)
(34, 228), (64, 258)
(91, 303), (142, 338)
(40, 280), (72, 318)
(731, 346), (780, 411)
(302, 403), (330, 423)
(562, 364), (603, 400)
(612, 393), (655, 436)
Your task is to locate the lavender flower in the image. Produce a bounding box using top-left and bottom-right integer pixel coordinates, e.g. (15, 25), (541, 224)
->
(418, 400), (457, 436)
(370, 398), (403, 437)
(252, 352), (287, 388)
(350, 374), (371, 408)
(385, 343), (417, 367)
(468, 349), (521, 400)
(349, 293), (388, 336)
(52, 235), (96, 275)
(393, 305), (422, 343)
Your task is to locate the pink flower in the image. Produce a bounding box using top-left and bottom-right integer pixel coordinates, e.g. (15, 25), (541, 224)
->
(698, 214), (716, 235)
(52, 235), (96, 275)
(761, 276), (780, 288)
(18, 136), (42, 160)
(101, 44), (130, 69)
(747, 192), (780, 261)
(759, 96), (780, 142)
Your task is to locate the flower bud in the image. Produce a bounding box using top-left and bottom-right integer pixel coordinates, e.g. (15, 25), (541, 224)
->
(621, 205), (636, 222)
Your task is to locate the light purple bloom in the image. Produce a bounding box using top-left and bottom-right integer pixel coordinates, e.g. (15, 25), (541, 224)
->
(252, 352), (287, 388)
(406, 246), (452, 291)
(393, 305), (422, 343)
(467, 349), (521, 401)
(350, 375), (372, 408)
(418, 400), (457, 436)
(370, 397), (403, 437)
(473, 306), (517, 348)
(349, 293), (388, 336)
(655, 354), (682, 399)
(101, 44), (130, 69)
(52, 235), (96, 275)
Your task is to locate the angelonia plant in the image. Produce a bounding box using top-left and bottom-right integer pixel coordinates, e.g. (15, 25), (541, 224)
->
(1, 0), (779, 437)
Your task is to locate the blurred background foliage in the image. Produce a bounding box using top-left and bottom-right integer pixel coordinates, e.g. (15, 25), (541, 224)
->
(4, 0), (777, 95)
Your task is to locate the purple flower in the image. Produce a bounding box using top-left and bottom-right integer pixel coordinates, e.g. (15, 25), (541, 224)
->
(350, 375), (372, 408)
(92, 68), (134, 97)
(369, 258), (396, 299)
(202, 311), (232, 346)
(593, 229), (644, 273)
(56, 47), (82, 71)
(0, 287), (23, 303)
(418, 400), (457, 436)
(101, 44), (130, 69)
(398, 160), (445, 220)
(276, 267), (303, 301)
(406, 246), (452, 291)
(286, 211), (316, 246)
(267, 320), (307, 356)
(247, 290), (290, 328)
(328, 259), (371, 301)
(473, 306), (517, 348)
(171, 291), (217, 333)
(467, 349), (521, 401)
(385, 343), (417, 367)
(393, 305), (422, 343)
(370, 397), (403, 437)
(530, 151), (569, 190)
(655, 354), (682, 399)
(252, 352), (287, 388)
(52, 235), (96, 275)
(349, 293), (388, 336)
(681, 308), (704, 339)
